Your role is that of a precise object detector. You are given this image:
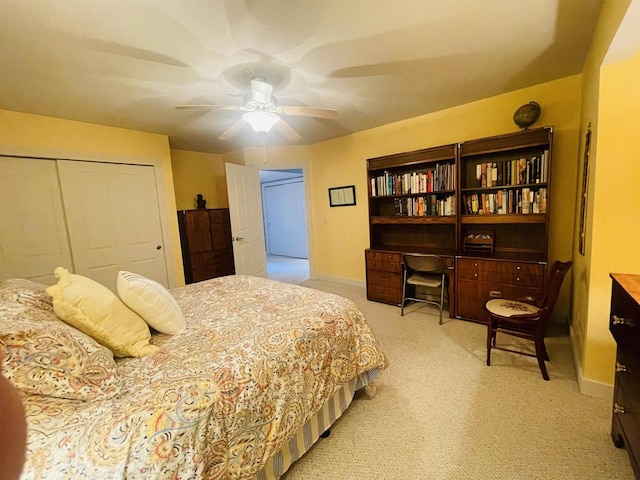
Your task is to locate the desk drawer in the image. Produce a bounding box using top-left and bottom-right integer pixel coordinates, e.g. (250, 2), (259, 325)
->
(366, 250), (401, 272)
(367, 283), (401, 305)
(368, 269), (401, 288)
(496, 272), (544, 288)
(457, 258), (496, 272)
(457, 269), (497, 282)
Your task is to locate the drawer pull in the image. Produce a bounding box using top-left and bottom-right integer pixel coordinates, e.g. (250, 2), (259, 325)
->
(614, 403), (626, 414)
(489, 291), (502, 298)
(516, 276), (521, 281)
(613, 315), (635, 327)
(474, 273), (478, 278)
(616, 362), (627, 373)
(516, 265), (521, 270)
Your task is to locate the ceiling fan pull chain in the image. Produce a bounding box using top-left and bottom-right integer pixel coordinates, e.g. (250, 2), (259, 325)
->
(262, 134), (267, 164)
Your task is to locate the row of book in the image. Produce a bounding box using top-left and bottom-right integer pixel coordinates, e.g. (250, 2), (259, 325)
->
(371, 163), (456, 196)
(474, 151), (549, 188)
(394, 195), (456, 217)
(462, 188), (547, 215)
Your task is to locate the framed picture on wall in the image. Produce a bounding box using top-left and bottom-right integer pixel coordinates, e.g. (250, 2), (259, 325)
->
(328, 185), (356, 207)
(578, 124), (591, 256)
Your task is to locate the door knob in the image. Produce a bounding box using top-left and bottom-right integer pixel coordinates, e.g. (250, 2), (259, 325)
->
(156, 245), (162, 250)
(233, 236), (245, 242)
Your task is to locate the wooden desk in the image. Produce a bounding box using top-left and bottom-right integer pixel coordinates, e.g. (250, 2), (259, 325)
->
(365, 248), (455, 317)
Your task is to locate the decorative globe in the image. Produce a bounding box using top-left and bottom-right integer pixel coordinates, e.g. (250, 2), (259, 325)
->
(513, 102), (541, 129)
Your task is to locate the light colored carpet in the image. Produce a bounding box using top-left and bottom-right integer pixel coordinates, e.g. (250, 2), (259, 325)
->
(281, 279), (634, 480)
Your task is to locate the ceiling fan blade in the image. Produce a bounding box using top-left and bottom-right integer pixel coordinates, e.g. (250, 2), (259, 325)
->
(175, 104), (246, 111)
(279, 105), (338, 119)
(251, 77), (273, 104)
(274, 119), (302, 142)
(218, 119), (246, 140)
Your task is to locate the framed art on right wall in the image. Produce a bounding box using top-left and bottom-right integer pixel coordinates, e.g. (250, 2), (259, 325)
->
(578, 124), (591, 256)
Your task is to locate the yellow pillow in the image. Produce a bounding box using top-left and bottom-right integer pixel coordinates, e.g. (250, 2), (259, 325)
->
(46, 267), (158, 358)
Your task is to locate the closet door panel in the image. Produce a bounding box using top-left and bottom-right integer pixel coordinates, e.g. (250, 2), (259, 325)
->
(0, 157), (73, 284)
(58, 161), (120, 290)
(110, 166), (167, 285)
(58, 161), (168, 292)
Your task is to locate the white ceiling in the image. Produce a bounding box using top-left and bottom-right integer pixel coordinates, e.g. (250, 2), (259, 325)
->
(0, 0), (603, 155)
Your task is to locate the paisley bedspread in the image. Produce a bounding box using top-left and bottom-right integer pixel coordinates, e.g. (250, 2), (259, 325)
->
(21, 275), (388, 479)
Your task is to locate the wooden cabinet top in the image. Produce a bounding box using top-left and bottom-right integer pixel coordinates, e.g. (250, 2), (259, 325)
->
(611, 273), (640, 305)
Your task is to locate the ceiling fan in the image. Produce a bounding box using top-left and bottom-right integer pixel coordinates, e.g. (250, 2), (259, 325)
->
(176, 76), (338, 142)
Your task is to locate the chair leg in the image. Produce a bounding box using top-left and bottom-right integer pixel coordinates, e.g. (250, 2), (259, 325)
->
(486, 317), (495, 366)
(438, 276), (445, 325)
(535, 335), (550, 381)
(401, 271), (407, 316)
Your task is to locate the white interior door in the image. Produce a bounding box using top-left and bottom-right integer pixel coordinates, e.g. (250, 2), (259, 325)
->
(0, 157), (74, 284)
(225, 163), (267, 277)
(264, 180), (308, 258)
(58, 160), (168, 291)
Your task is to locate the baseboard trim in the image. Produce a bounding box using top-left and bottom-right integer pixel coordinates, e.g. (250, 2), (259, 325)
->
(310, 274), (366, 289)
(569, 324), (614, 401)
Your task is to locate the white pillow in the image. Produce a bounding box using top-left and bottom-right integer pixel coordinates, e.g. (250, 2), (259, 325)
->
(117, 271), (185, 335)
(46, 267), (157, 358)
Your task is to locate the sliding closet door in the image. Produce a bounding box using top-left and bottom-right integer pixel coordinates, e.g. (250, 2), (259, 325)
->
(0, 157), (74, 284)
(58, 160), (168, 292)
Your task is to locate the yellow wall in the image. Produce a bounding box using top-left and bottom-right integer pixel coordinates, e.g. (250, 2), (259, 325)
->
(0, 109), (185, 286)
(585, 51), (640, 384)
(308, 76), (581, 318)
(171, 149), (228, 210)
(569, 0), (631, 391)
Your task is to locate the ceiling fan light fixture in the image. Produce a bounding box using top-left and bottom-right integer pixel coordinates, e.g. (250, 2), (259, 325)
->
(243, 111), (280, 133)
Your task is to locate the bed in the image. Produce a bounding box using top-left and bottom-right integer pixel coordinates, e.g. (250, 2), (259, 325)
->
(0, 273), (388, 479)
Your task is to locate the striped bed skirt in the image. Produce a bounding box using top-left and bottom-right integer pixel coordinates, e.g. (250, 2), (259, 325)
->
(255, 368), (382, 480)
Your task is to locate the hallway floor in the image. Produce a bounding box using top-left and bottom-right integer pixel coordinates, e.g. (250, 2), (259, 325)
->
(266, 255), (309, 284)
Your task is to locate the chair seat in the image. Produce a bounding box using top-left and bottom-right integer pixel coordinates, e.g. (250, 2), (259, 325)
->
(407, 272), (442, 288)
(485, 299), (539, 318)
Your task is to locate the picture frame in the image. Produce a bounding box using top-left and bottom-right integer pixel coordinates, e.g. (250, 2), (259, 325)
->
(578, 124), (591, 256)
(328, 185), (356, 207)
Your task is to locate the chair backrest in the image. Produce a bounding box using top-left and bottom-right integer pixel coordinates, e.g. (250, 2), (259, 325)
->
(402, 253), (445, 274)
(539, 260), (572, 316)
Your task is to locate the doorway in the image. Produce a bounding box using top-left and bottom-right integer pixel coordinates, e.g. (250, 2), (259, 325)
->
(260, 169), (309, 284)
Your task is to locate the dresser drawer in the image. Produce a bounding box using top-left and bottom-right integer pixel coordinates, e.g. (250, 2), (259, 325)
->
(368, 269), (401, 288)
(616, 348), (640, 411)
(611, 280), (640, 348)
(367, 283), (401, 305)
(366, 250), (401, 272)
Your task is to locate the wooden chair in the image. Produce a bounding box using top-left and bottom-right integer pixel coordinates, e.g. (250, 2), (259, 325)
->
(401, 253), (447, 324)
(484, 260), (572, 380)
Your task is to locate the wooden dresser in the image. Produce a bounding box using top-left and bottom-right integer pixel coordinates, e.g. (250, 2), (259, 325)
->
(610, 273), (640, 479)
(177, 209), (235, 284)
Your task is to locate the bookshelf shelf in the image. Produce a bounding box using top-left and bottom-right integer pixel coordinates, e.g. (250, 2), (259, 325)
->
(371, 215), (456, 225)
(460, 213), (547, 224)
